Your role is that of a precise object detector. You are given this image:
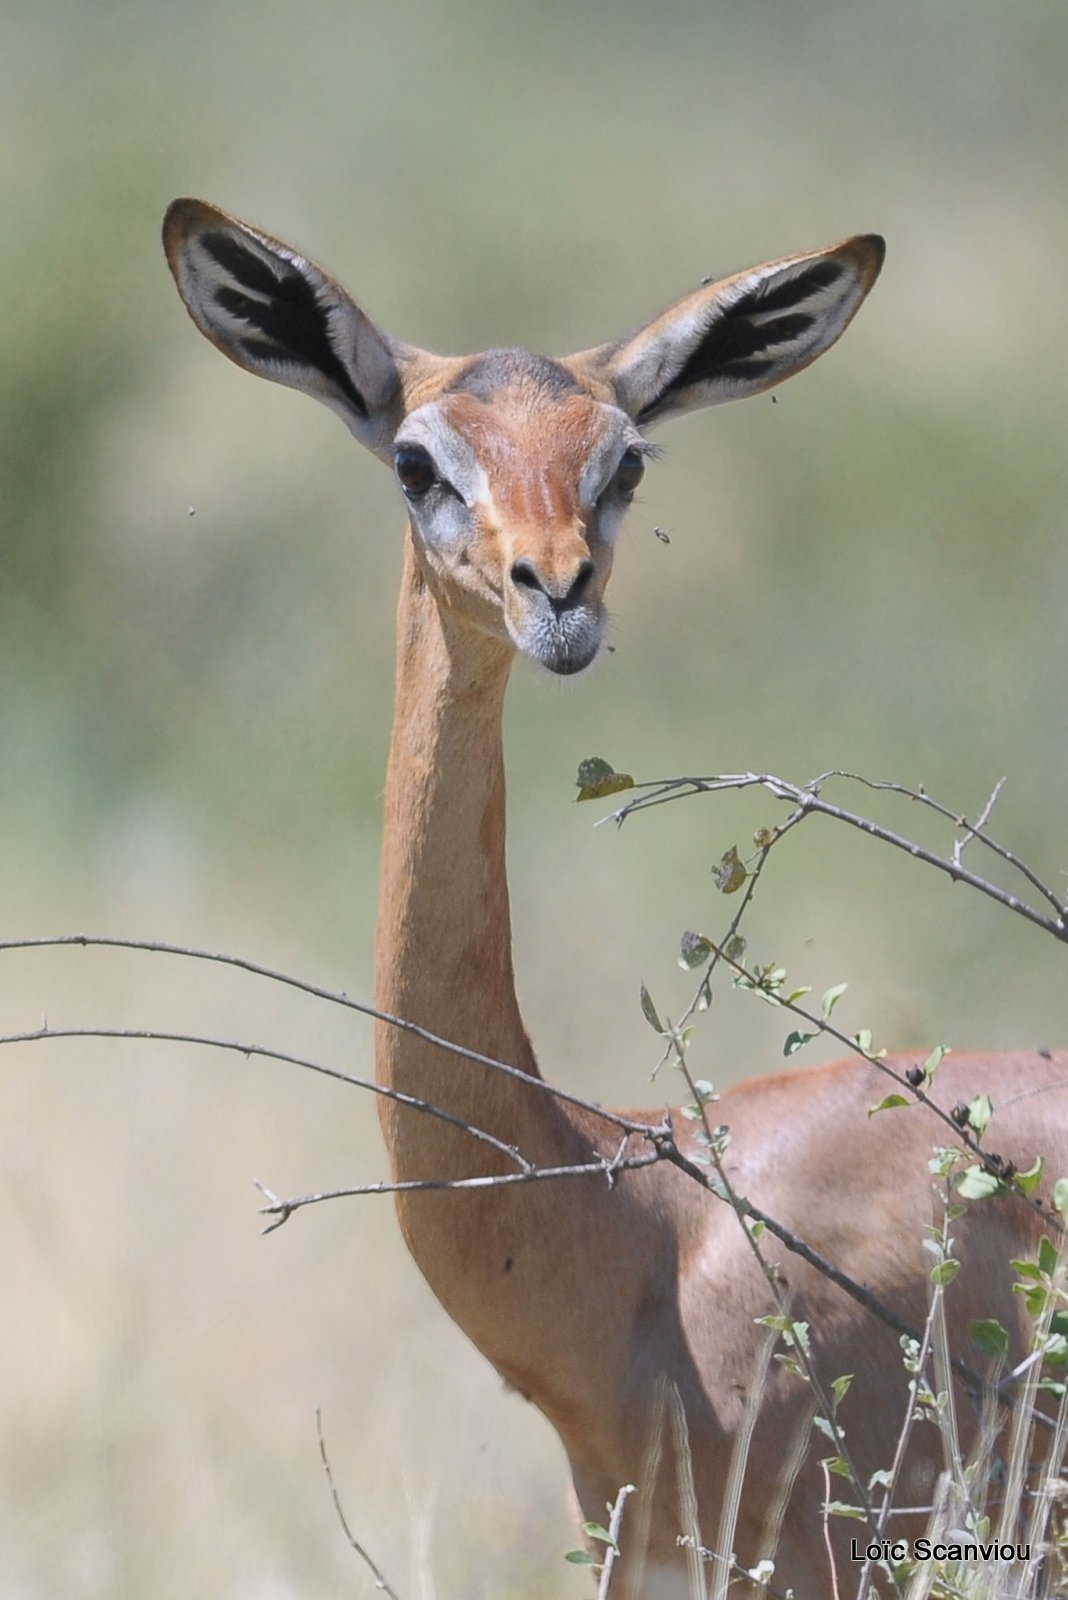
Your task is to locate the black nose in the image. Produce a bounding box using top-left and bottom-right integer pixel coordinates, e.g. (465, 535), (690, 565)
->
(510, 558), (594, 613)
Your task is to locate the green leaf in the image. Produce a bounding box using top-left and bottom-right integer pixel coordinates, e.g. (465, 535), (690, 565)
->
(968, 1093), (994, 1137)
(928, 1146), (960, 1178)
(784, 1030), (816, 1057)
(582, 1522), (613, 1545)
(1038, 1235), (1059, 1278)
(678, 931), (713, 970)
(1045, 1333), (1068, 1367)
(696, 974), (713, 1012)
(868, 1093), (910, 1117)
(723, 934), (747, 964)
(831, 1374), (853, 1411)
(712, 845), (747, 894)
(956, 1165), (1006, 1200)
(564, 1550), (601, 1566)
(812, 1415), (837, 1442)
(821, 983), (849, 1019)
(787, 1319), (811, 1354)
(575, 757), (635, 802)
(1017, 1284), (1049, 1316)
(924, 1045), (948, 1078)
(930, 1258), (960, 1288)
(825, 1502), (867, 1521)
(1011, 1156), (1044, 1196)
(1054, 1178), (1068, 1221)
(970, 1319), (1010, 1362)
(639, 983), (664, 1035)
(854, 1029), (873, 1054)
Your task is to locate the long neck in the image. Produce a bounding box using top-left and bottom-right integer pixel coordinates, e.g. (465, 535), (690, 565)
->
(371, 533), (677, 1448)
(374, 535), (551, 1180)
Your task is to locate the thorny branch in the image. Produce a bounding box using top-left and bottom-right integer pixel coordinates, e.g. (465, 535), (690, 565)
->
(0, 1023), (535, 1173)
(253, 1145), (663, 1236)
(0, 933), (654, 1139)
(698, 937), (1066, 1239)
(649, 814), (789, 1081)
(600, 768), (1068, 941)
(0, 1021), (1035, 1421)
(3, 766), (1065, 1433)
(672, 1047), (877, 1536)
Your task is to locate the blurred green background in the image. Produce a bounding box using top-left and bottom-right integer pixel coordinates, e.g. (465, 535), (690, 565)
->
(3, 1), (1066, 1594)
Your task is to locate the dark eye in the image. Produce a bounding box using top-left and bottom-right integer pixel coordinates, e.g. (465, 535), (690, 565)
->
(615, 446), (645, 500)
(394, 444), (437, 500)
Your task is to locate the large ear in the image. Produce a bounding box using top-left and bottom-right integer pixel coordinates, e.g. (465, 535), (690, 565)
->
(162, 198), (411, 460)
(570, 234), (884, 427)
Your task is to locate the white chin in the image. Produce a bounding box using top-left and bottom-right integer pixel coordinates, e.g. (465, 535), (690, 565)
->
(516, 612), (603, 676)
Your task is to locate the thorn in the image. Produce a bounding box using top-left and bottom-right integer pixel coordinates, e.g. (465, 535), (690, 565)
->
(253, 1177), (291, 1232)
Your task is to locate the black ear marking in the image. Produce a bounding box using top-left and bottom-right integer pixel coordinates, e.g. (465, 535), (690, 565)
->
(202, 229), (369, 419)
(647, 311), (814, 415)
(746, 258), (844, 314)
(201, 230), (287, 298)
(639, 257), (854, 422)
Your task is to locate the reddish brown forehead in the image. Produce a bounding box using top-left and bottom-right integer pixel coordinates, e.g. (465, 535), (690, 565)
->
(439, 388), (608, 525)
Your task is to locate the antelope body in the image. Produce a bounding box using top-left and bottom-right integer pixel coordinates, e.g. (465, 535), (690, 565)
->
(164, 200), (1067, 1597)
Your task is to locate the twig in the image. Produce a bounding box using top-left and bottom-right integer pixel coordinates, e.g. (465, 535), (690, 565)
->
(649, 816), (791, 1080)
(824, 769), (1059, 915)
(855, 1201), (951, 1600)
(0, 936), (659, 1138)
(254, 1149), (663, 1234)
(601, 771), (1067, 940)
(954, 774), (1006, 868)
(2, 1018), (1035, 1418)
(596, 1483), (636, 1600)
(0, 1024), (533, 1172)
(820, 1460), (842, 1600)
(653, 1129), (1043, 1424)
(677, 1536), (791, 1600)
(316, 1409), (403, 1600)
(673, 1050), (876, 1538)
(699, 937), (1066, 1237)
